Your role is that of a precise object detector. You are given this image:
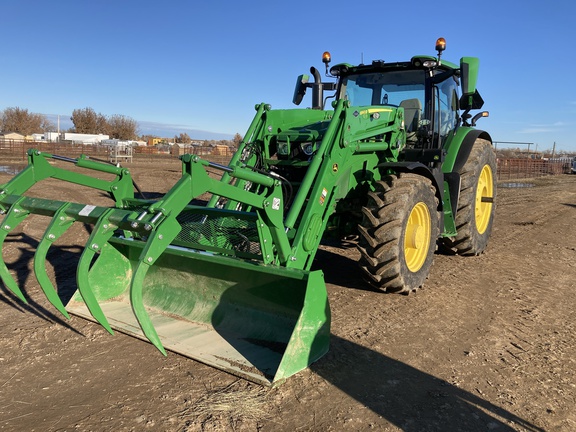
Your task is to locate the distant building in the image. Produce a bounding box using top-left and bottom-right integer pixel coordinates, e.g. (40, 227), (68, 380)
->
(63, 133), (109, 144)
(0, 132), (26, 141)
(102, 139), (130, 146)
(212, 145), (231, 156)
(148, 138), (164, 146)
(30, 132), (68, 142)
(31, 133), (46, 141)
(101, 139), (147, 147)
(46, 132), (61, 142)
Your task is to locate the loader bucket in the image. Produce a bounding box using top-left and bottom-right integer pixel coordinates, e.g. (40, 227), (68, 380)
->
(66, 236), (330, 386)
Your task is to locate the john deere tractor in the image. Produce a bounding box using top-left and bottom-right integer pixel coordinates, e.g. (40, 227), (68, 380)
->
(292, 38), (495, 293)
(0, 38), (495, 385)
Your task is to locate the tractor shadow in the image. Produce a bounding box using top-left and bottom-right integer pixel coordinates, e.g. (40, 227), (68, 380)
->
(95, 189), (209, 205)
(312, 238), (371, 291)
(309, 240), (544, 430)
(314, 237), (459, 290)
(311, 335), (545, 431)
(0, 232), (86, 335)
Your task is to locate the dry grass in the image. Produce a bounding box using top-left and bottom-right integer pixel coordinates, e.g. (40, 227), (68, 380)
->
(178, 380), (272, 431)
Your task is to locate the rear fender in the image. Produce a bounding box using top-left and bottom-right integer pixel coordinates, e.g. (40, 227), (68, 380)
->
(440, 128), (492, 236)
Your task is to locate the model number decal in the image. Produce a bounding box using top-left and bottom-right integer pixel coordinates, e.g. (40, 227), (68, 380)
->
(79, 205), (96, 216)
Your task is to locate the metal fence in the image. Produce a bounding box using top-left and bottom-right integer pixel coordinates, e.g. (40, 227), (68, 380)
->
(0, 139), (237, 170)
(1, 139), (572, 180)
(0, 139), (111, 160)
(0, 139), (232, 163)
(496, 158), (572, 180)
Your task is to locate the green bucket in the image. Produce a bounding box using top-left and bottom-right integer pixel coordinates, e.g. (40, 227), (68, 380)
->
(66, 237), (330, 386)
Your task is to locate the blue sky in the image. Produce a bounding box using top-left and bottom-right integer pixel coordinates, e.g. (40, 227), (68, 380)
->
(1, 1), (575, 151)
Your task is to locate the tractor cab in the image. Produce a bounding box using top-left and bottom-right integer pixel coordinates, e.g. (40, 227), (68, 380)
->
(293, 38), (487, 154)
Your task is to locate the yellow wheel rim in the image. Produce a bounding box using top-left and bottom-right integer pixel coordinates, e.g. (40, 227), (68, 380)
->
(475, 164), (494, 234)
(404, 202), (431, 272)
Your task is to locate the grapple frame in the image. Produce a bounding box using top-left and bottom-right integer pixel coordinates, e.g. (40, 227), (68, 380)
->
(0, 145), (331, 386)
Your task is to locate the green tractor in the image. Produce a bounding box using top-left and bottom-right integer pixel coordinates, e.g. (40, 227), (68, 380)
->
(292, 38), (495, 292)
(0, 38), (495, 385)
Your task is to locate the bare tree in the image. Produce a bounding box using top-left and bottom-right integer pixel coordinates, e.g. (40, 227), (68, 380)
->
(0, 107), (54, 135)
(70, 107), (107, 134)
(232, 133), (243, 148)
(107, 114), (139, 140)
(175, 133), (191, 144)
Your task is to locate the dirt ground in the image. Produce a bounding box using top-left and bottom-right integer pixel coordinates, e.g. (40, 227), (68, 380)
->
(0, 159), (575, 432)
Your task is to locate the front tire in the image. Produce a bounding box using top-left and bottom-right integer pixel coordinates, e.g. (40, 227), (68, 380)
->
(357, 173), (439, 293)
(443, 138), (496, 255)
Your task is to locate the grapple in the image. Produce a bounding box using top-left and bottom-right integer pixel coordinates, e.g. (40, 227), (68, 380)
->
(0, 145), (330, 386)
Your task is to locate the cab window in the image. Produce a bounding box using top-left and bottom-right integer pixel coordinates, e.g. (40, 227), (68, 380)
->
(340, 70), (426, 109)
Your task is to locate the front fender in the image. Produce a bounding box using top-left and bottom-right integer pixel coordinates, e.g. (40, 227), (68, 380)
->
(377, 161), (444, 210)
(442, 127), (492, 174)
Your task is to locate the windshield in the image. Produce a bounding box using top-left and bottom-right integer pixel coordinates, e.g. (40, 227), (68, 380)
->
(340, 69), (426, 108)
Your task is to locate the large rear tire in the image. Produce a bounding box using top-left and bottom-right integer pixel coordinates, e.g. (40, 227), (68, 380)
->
(443, 138), (496, 255)
(357, 173), (439, 293)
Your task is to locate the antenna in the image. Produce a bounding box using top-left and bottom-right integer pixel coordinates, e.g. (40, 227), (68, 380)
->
(361, 52), (364, 65)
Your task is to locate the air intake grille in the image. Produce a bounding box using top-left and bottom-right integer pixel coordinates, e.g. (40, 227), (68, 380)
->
(175, 211), (261, 256)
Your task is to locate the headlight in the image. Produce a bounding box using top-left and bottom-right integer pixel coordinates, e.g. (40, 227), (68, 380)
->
(300, 142), (315, 156)
(278, 142), (290, 156)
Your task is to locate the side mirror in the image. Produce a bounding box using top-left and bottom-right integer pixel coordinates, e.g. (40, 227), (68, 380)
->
(459, 57), (484, 110)
(460, 57), (479, 95)
(292, 74), (310, 106)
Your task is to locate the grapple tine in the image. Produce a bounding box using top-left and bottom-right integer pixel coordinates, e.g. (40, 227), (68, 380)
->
(130, 262), (166, 355)
(0, 198), (31, 303)
(33, 202), (75, 318)
(75, 209), (118, 334)
(129, 217), (181, 356)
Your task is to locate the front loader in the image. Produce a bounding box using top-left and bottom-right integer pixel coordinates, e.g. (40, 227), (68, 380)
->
(0, 38), (495, 385)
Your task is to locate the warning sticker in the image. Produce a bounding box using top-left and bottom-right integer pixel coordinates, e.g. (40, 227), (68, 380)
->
(319, 188), (328, 205)
(272, 197), (281, 210)
(79, 205), (96, 217)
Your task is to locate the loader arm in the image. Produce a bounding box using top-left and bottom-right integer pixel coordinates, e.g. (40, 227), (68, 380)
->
(229, 100), (405, 271)
(0, 150), (134, 208)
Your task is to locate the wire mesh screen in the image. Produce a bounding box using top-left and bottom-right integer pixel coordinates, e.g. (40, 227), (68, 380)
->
(175, 211), (262, 256)
(124, 202), (150, 213)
